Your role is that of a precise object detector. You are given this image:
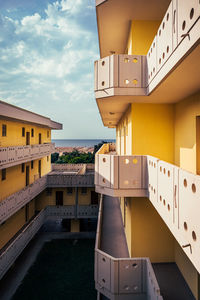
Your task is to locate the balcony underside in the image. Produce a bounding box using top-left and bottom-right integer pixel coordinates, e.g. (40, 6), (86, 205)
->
(96, 41), (200, 127)
(95, 185), (148, 198)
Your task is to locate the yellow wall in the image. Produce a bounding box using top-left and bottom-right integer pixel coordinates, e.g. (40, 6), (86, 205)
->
(131, 103), (174, 163)
(78, 187), (94, 205)
(127, 20), (160, 55)
(0, 119), (51, 147)
(130, 197), (174, 262)
(0, 207), (26, 249)
(0, 157), (51, 201)
(175, 91), (200, 174)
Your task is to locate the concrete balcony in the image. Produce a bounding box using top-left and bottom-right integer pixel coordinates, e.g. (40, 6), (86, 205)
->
(0, 210), (45, 280)
(95, 144), (200, 275)
(0, 176), (47, 225)
(46, 205), (98, 219)
(95, 0), (200, 127)
(95, 196), (163, 300)
(95, 143), (148, 197)
(47, 173), (94, 187)
(0, 143), (55, 170)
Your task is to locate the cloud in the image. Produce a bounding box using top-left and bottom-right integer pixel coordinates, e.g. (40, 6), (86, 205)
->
(0, 0), (115, 139)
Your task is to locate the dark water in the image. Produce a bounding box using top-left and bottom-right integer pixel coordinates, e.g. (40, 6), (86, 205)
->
(12, 239), (96, 300)
(52, 139), (115, 147)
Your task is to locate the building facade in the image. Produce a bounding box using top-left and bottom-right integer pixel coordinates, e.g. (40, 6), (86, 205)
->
(94, 1), (200, 299)
(0, 101), (98, 282)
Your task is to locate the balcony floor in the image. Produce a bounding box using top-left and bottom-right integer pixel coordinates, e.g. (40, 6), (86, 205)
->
(153, 263), (195, 300)
(100, 195), (129, 258)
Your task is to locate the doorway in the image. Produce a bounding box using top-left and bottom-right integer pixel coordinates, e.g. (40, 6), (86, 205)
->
(26, 132), (30, 145)
(38, 160), (41, 178)
(26, 166), (30, 186)
(56, 191), (63, 206)
(91, 191), (98, 205)
(39, 133), (42, 144)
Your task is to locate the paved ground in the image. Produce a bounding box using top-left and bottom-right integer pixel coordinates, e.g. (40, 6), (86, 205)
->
(100, 195), (129, 258)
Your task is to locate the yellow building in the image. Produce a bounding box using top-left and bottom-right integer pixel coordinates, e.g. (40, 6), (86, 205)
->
(94, 1), (200, 299)
(0, 101), (98, 282)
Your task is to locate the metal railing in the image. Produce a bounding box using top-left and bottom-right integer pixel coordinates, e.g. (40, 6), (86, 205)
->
(94, 197), (163, 300)
(47, 173), (94, 187)
(0, 143), (55, 169)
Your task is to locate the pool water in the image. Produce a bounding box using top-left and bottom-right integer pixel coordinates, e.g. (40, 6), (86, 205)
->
(12, 239), (97, 300)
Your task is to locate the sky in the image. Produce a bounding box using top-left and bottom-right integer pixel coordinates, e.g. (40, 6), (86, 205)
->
(0, 0), (115, 139)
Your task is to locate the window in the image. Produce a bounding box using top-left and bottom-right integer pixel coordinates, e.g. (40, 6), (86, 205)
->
(2, 169), (6, 181)
(31, 160), (34, 169)
(46, 188), (52, 196)
(31, 128), (34, 137)
(22, 127), (25, 137)
(67, 187), (73, 194)
(47, 131), (49, 138)
(2, 124), (6, 137)
(47, 156), (49, 162)
(22, 163), (25, 173)
(81, 187), (87, 194)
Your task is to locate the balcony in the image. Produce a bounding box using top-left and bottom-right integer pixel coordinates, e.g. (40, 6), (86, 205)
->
(0, 143), (55, 170)
(95, 143), (148, 197)
(95, 0), (200, 127)
(46, 204), (98, 219)
(95, 196), (163, 299)
(0, 176), (47, 225)
(0, 210), (45, 280)
(47, 173), (94, 187)
(95, 143), (200, 275)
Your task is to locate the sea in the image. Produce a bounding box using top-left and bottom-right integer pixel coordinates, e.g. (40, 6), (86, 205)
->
(52, 139), (116, 147)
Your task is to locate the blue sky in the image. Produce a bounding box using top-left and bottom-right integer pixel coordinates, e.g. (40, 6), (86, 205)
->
(0, 0), (115, 139)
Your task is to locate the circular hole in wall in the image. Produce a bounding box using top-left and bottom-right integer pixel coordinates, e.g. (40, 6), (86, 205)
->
(153, 67), (155, 73)
(151, 48), (152, 53)
(102, 178), (106, 183)
(160, 166), (162, 172)
(184, 222), (188, 231)
(154, 163), (156, 168)
(163, 52), (165, 59)
(102, 81), (105, 86)
(154, 188), (156, 194)
(159, 29), (161, 36)
(125, 158), (129, 164)
(163, 168), (166, 174)
(159, 58), (161, 64)
(168, 170), (170, 177)
(190, 8), (194, 20)
(167, 204), (170, 211)
(124, 79), (129, 85)
(167, 13), (169, 21)
(163, 199), (166, 206)
(192, 183), (196, 193)
(132, 79), (138, 85)
(153, 42), (155, 48)
(133, 58), (138, 63)
(132, 263), (138, 268)
(102, 61), (105, 66)
(192, 231), (197, 241)
(167, 46), (169, 53)
(183, 179), (187, 187)
(151, 72), (152, 77)
(102, 278), (105, 283)
(103, 158), (106, 163)
(151, 186), (153, 191)
(162, 22), (165, 29)
(182, 20), (186, 31)
(160, 195), (162, 201)
(124, 58), (130, 63)
(133, 158), (138, 164)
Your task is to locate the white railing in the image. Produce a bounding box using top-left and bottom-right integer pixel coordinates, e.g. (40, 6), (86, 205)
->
(0, 176), (47, 224)
(0, 143), (55, 169)
(0, 210), (45, 280)
(94, 197), (162, 300)
(95, 1), (200, 98)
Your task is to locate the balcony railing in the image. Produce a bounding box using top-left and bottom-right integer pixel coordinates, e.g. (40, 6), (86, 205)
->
(45, 205), (98, 219)
(47, 173), (94, 187)
(95, 196), (162, 300)
(95, 1), (200, 99)
(0, 176), (47, 224)
(0, 210), (45, 280)
(0, 143), (55, 170)
(95, 144), (148, 197)
(95, 143), (200, 274)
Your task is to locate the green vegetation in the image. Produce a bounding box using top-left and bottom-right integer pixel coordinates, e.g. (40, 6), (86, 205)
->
(51, 141), (108, 164)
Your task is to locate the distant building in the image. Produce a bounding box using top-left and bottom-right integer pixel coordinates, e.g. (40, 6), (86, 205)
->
(94, 1), (200, 299)
(0, 100), (98, 281)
